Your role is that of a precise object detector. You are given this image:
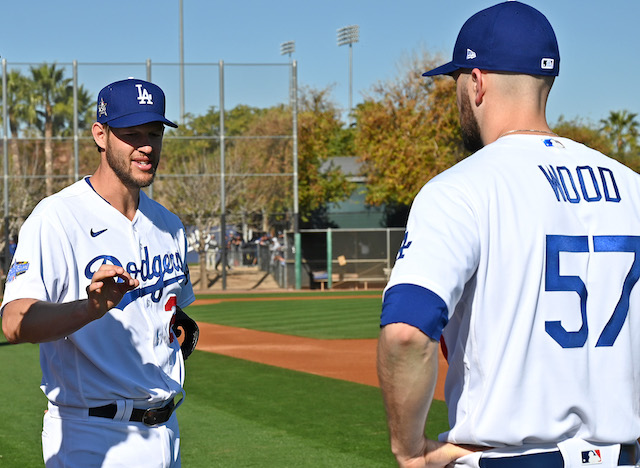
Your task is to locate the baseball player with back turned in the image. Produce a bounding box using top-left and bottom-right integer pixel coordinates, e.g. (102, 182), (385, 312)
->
(377, 2), (640, 468)
(1, 78), (198, 467)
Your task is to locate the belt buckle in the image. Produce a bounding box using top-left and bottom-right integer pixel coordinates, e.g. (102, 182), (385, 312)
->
(141, 405), (169, 427)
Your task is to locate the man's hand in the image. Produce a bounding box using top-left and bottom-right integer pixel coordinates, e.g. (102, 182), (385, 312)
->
(377, 323), (475, 468)
(2, 266), (139, 344)
(396, 438), (475, 468)
(86, 264), (139, 319)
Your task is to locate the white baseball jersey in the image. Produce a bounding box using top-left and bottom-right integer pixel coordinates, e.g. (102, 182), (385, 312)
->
(1, 177), (195, 408)
(384, 135), (640, 446)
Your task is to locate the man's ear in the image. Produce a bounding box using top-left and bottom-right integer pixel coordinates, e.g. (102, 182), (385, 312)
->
(470, 68), (486, 107)
(92, 122), (107, 151)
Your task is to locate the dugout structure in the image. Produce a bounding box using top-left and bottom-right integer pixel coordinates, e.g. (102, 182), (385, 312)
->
(262, 228), (405, 290)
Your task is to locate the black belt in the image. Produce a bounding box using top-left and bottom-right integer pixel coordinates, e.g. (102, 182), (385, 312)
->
(479, 443), (637, 467)
(88, 398), (175, 427)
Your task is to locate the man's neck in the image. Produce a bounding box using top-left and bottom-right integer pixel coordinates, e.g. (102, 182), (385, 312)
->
(89, 169), (140, 221)
(483, 114), (552, 146)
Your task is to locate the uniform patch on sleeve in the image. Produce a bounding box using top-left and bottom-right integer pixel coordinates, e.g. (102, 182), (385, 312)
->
(7, 261), (29, 282)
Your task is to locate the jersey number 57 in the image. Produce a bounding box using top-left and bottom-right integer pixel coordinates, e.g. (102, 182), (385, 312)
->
(545, 235), (640, 348)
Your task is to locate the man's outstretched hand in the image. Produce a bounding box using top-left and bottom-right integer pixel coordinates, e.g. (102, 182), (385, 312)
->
(86, 264), (139, 319)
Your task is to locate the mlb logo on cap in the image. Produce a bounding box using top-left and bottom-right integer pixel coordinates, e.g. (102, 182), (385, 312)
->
(96, 78), (178, 128)
(423, 1), (560, 77)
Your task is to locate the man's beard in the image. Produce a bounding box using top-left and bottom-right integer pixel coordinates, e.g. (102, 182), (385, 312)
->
(105, 146), (156, 189)
(459, 91), (484, 153)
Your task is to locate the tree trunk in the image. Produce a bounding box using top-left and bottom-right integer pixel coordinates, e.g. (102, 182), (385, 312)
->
(262, 208), (269, 233)
(241, 209), (248, 241)
(198, 234), (208, 292)
(8, 121), (22, 176)
(44, 113), (54, 196)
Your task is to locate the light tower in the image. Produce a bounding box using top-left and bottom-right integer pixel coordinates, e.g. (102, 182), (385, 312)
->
(337, 25), (359, 123)
(280, 41), (295, 106)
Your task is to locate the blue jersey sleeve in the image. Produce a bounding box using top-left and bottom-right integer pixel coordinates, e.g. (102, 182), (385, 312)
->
(381, 284), (449, 340)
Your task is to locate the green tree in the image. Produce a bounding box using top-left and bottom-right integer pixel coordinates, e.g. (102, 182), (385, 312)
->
(0, 70), (41, 251)
(30, 63), (74, 195)
(599, 110), (639, 169)
(157, 92), (354, 283)
(297, 86), (354, 223)
(231, 105), (293, 231)
(552, 116), (613, 155)
(156, 108), (223, 289)
(6, 70), (38, 176)
(157, 104), (273, 288)
(355, 51), (465, 207)
(0, 66), (92, 264)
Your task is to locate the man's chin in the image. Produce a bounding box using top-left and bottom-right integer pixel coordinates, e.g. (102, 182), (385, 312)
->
(138, 176), (155, 189)
(137, 168), (157, 187)
(124, 173), (155, 190)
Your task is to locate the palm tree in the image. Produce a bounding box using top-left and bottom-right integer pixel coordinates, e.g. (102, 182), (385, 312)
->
(600, 110), (640, 162)
(0, 70), (41, 254)
(6, 70), (38, 176)
(51, 82), (94, 178)
(30, 63), (73, 195)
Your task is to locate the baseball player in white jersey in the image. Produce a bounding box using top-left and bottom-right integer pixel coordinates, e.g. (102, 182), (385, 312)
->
(1, 78), (198, 467)
(377, 2), (640, 468)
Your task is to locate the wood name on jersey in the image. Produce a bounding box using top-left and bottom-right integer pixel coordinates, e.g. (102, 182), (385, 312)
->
(539, 164), (621, 204)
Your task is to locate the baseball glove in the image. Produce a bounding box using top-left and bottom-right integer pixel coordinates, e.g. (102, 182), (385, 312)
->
(172, 307), (199, 360)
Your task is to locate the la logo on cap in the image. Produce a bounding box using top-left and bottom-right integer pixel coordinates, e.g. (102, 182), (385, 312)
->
(135, 84), (153, 105)
(96, 78), (178, 128)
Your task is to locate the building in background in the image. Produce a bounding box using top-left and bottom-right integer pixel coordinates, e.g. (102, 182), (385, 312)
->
(322, 156), (386, 229)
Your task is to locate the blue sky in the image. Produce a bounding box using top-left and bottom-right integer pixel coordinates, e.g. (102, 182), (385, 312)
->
(0, 0), (636, 127)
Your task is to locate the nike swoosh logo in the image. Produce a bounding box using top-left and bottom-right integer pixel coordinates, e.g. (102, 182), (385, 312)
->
(90, 228), (108, 237)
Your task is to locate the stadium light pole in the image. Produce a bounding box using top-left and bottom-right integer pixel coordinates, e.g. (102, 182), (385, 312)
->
(280, 41), (295, 106)
(179, 0), (185, 124)
(2, 59), (9, 274)
(337, 25), (359, 124)
(280, 41), (301, 289)
(280, 40), (295, 59)
(292, 60), (300, 289)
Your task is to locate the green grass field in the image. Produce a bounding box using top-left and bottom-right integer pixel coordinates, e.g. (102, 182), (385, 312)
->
(0, 291), (449, 467)
(188, 291), (383, 339)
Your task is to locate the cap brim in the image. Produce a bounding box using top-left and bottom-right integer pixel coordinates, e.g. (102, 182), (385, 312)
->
(422, 61), (461, 77)
(106, 112), (178, 129)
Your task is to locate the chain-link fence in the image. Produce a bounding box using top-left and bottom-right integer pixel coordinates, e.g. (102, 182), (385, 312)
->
(261, 228), (405, 290)
(0, 59), (299, 290)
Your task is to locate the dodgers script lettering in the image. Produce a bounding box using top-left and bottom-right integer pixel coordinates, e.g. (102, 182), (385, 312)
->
(84, 248), (187, 309)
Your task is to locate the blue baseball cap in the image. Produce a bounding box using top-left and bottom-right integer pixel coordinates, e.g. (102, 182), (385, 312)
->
(423, 1), (559, 77)
(96, 78), (178, 128)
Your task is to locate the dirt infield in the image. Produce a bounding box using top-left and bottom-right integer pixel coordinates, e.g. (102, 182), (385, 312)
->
(195, 319), (448, 401)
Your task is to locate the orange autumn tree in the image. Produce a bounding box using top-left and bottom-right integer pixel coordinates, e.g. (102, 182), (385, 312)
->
(355, 52), (466, 207)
